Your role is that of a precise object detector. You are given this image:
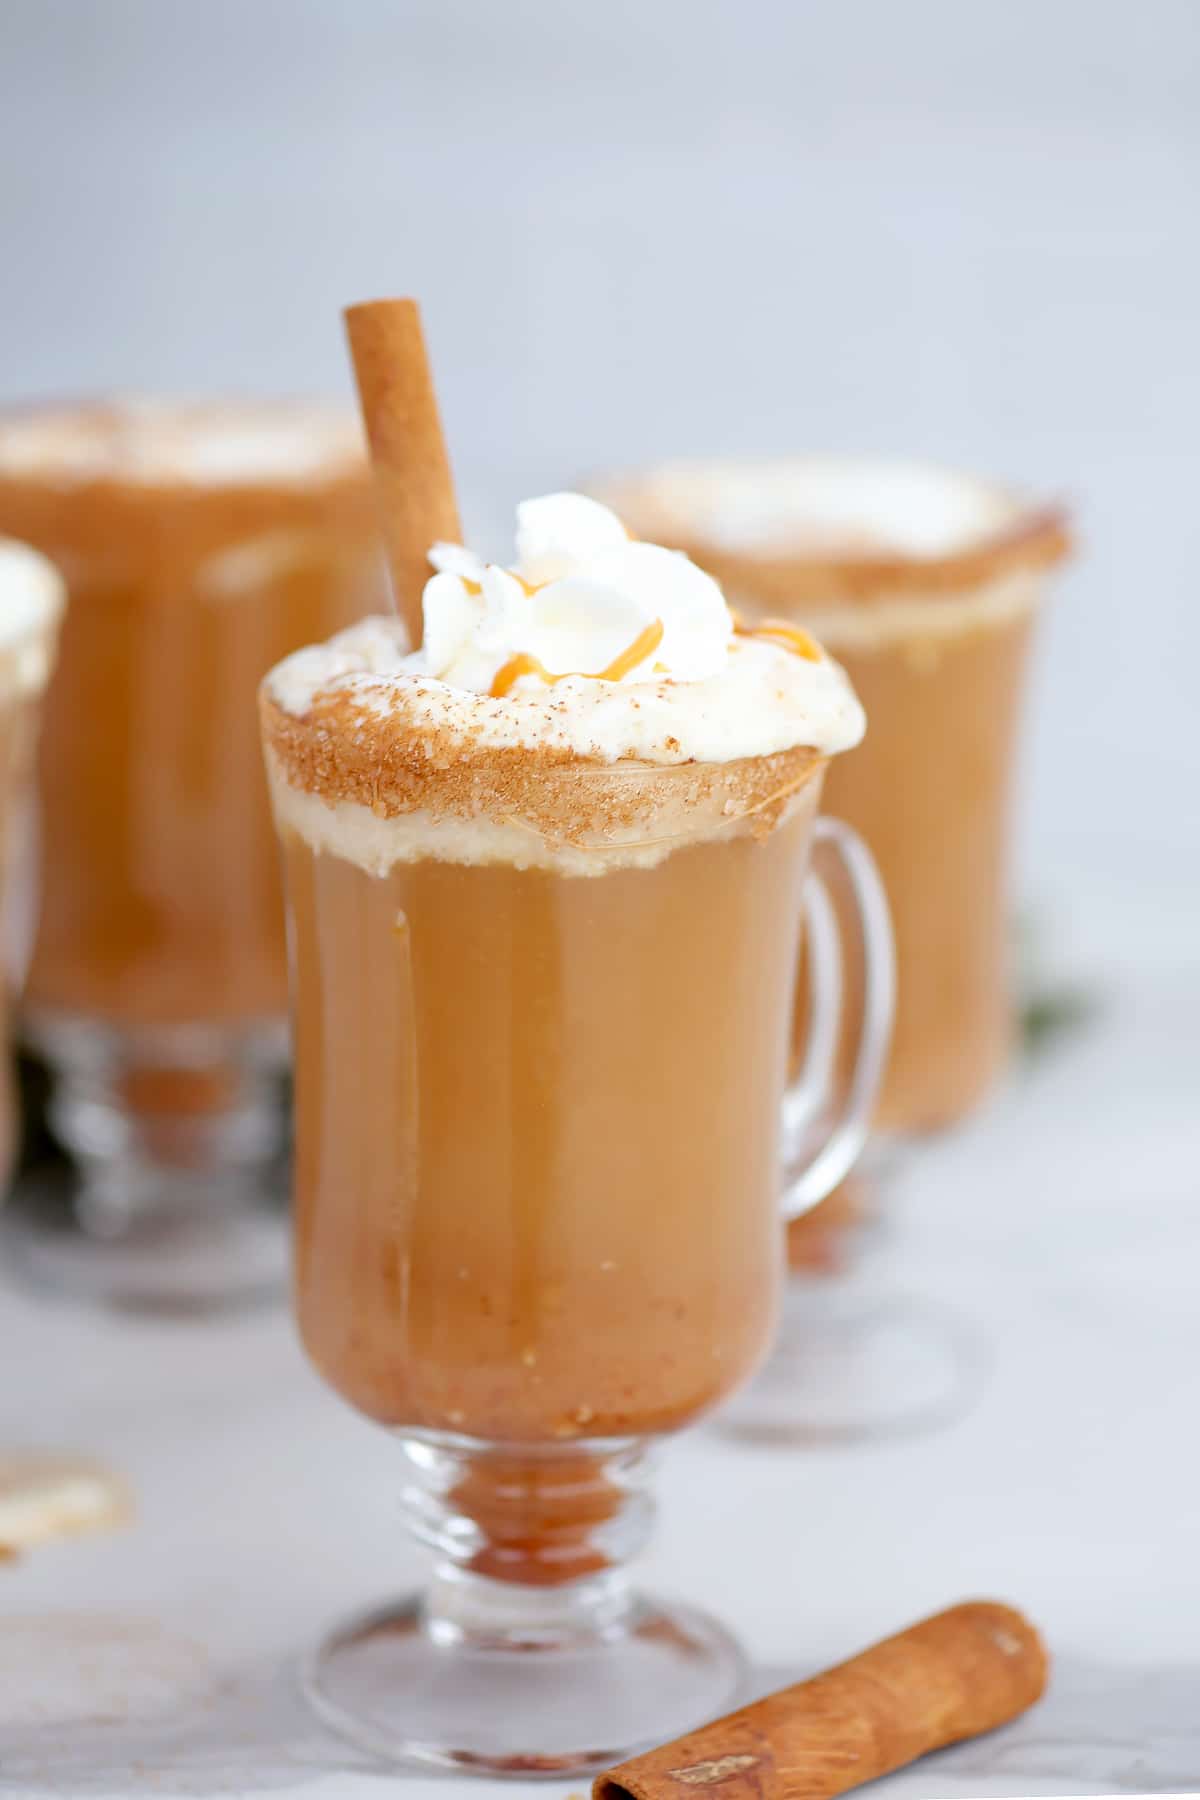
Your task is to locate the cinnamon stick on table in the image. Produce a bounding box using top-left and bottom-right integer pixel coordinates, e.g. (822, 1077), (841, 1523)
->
(595, 1601), (1047, 1800)
(344, 297), (461, 644)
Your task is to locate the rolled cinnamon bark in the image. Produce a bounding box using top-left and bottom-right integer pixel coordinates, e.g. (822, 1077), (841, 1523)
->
(344, 297), (461, 642)
(594, 1601), (1046, 1800)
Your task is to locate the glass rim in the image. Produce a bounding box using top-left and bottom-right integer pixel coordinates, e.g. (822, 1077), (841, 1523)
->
(585, 455), (1073, 603)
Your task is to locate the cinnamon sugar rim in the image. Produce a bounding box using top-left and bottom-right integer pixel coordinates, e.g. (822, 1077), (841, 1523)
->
(691, 504), (1071, 606)
(261, 687), (825, 854)
(0, 397), (368, 490)
(588, 459), (1072, 607)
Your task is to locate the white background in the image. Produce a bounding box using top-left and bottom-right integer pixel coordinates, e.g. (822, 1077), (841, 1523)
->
(3, 0), (1198, 908)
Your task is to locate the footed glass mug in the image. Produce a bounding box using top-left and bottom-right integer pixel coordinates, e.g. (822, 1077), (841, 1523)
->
(591, 458), (1070, 1440)
(0, 401), (383, 1311)
(263, 679), (891, 1774)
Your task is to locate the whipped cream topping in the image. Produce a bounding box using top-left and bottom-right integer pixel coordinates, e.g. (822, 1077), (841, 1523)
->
(423, 493), (732, 691)
(0, 538), (65, 693)
(266, 493), (865, 765)
(0, 401), (367, 489)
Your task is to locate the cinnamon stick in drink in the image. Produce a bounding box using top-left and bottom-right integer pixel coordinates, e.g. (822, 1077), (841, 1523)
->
(344, 297), (462, 641)
(594, 1601), (1046, 1800)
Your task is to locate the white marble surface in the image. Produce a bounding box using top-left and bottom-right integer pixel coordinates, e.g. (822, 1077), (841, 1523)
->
(2, 883), (1197, 1798)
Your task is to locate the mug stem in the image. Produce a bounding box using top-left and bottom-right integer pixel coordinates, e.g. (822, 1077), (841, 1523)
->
(300, 1430), (746, 1775)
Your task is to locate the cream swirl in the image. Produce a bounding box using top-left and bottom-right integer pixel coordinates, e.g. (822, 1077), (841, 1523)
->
(421, 493), (733, 691)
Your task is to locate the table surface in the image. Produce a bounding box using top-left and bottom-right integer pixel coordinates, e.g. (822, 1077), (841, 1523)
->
(3, 885), (1198, 1800)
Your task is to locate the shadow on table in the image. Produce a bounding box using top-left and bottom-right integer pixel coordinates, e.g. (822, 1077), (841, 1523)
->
(0, 1655), (374, 1798)
(1, 1648), (1195, 1796)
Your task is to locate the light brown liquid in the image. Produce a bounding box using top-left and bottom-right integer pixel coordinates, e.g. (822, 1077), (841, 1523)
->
(591, 467), (1065, 1142)
(815, 614), (1034, 1131)
(0, 419), (383, 1030)
(285, 784), (820, 1447)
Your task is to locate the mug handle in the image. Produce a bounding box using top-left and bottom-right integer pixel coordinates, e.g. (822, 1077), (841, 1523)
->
(781, 816), (895, 1221)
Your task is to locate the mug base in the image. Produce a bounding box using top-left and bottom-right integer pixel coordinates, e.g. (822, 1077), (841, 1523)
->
(720, 1277), (987, 1447)
(731, 1136), (986, 1445)
(7, 1015), (290, 1316)
(2, 1164), (288, 1317)
(301, 1585), (745, 1778)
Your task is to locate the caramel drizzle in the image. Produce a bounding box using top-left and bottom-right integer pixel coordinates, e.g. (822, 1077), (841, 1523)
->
(489, 619), (665, 699)
(732, 612), (822, 662)
(462, 572), (543, 599)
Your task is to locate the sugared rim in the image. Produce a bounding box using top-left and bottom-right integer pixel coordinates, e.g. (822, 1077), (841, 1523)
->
(586, 455), (1072, 606)
(261, 683), (826, 848)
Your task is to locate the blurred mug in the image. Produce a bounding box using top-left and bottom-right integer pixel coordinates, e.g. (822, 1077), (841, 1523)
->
(0, 401), (384, 1304)
(592, 459), (1070, 1161)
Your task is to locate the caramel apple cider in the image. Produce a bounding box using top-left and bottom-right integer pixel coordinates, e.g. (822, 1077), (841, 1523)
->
(0, 403), (384, 1260)
(262, 493), (868, 1455)
(267, 484), (895, 1775)
(0, 541), (64, 1186)
(280, 749), (822, 1441)
(594, 460), (1070, 1136)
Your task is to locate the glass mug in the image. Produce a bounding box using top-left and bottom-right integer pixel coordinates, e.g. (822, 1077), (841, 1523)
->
(0, 540), (64, 1189)
(263, 693), (892, 1775)
(590, 458), (1070, 1439)
(0, 401), (384, 1310)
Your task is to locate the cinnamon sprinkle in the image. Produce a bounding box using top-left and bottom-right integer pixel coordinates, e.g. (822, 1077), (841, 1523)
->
(260, 681), (826, 851)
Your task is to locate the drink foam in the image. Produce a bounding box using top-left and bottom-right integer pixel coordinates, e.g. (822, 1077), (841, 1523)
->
(587, 459), (1069, 649)
(266, 614), (864, 765)
(593, 457), (1021, 559)
(0, 400), (367, 489)
(262, 493), (863, 874)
